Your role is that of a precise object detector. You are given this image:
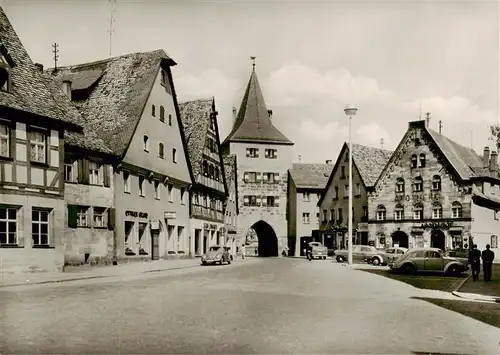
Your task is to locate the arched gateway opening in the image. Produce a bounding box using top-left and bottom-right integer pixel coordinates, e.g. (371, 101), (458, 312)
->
(247, 220), (278, 257)
(431, 229), (446, 251)
(391, 230), (409, 248)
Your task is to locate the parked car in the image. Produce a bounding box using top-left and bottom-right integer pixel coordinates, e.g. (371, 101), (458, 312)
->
(382, 247), (408, 265)
(201, 245), (232, 265)
(333, 245), (385, 265)
(389, 247), (468, 275)
(307, 242), (328, 260)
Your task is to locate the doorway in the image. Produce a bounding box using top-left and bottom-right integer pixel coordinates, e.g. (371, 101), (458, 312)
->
(151, 231), (159, 260)
(431, 229), (446, 251)
(195, 229), (201, 256)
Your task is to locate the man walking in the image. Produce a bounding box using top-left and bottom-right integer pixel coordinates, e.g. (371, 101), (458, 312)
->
(481, 244), (495, 282)
(468, 244), (481, 281)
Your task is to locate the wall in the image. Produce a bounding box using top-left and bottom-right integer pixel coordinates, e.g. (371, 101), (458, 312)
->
(287, 176), (297, 241)
(471, 201), (500, 263)
(296, 189), (321, 238)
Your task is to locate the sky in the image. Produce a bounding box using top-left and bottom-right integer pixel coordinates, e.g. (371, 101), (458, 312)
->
(2, 0), (499, 164)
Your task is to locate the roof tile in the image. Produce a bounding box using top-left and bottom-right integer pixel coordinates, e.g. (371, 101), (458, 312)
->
(289, 163), (333, 189)
(351, 144), (393, 187)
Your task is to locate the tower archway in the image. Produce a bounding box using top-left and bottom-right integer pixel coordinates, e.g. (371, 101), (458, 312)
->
(247, 220), (278, 257)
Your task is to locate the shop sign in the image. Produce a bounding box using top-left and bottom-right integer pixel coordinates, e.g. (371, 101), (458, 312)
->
(126, 210), (148, 218)
(420, 221), (453, 230)
(164, 212), (176, 219)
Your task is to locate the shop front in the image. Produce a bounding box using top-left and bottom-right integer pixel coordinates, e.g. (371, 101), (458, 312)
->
(190, 218), (224, 256)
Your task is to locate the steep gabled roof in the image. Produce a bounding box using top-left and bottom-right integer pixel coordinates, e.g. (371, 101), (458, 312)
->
(222, 67), (293, 145)
(0, 6), (82, 130)
(289, 163), (333, 189)
(223, 154), (239, 215)
(318, 143), (393, 206)
(46, 49), (176, 157)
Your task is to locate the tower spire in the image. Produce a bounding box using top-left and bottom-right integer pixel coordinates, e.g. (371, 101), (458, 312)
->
(250, 56), (256, 71)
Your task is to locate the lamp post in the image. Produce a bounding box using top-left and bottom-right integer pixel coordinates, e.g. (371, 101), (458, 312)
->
(344, 104), (358, 265)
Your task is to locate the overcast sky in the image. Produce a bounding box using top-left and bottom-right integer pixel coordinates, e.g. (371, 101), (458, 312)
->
(3, 0), (499, 163)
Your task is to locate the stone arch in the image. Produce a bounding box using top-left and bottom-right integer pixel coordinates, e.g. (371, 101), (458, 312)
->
(431, 229), (446, 251)
(248, 220), (278, 257)
(391, 230), (409, 248)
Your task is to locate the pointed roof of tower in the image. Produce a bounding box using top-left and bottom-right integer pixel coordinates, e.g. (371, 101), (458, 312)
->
(222, 64), (293, 145)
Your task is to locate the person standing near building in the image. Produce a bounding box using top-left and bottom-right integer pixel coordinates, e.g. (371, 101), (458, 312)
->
(241, 244), (246, 260)
(468, 244), (481, 281)
(481, 244), (495, 282)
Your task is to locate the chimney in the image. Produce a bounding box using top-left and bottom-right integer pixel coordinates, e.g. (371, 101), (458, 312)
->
(61, 80), (72, 98)
(268, 109), (273, 121)
(325, 160), (332, 165)
(34, 63), (44, 73)
(232, 107), (237, 126)
(483, 147), (490, 168)
(425, 112), (431, 127)
(489, 151), (498, 174)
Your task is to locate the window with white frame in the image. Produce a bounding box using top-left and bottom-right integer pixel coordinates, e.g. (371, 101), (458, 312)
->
(168, 184), (173, 202)
(246, 148), (258, 158)
(0, 207), (17, 245)
(138, 176), (145, 197)
(396, 178), (405, 193)
(376, 205), (386, 221)
(154, 180), (160, 199)
(93, 207), (106, 227)
(123, 171), (131, 193)
(303, 192), (310, 202)
(302, 213), (310, 224)
(432, 203), (443, 219)
(394, 204), (404, 220)
(413, 204), (423, 220)
(451, 201), (462, 218)
(413, 176), (423, 192)
(432, 175), (441, 191)
(32, 209), (50, 246)
(143, 135), (149, 152)
(419, 154), (426, 168)
(411, 154), (417, 168)
(64, 157), (75, 182)
(89, 162), (101, 185)
(77, 206), (89, 227)
(0, 124), (9, 158)
(30, 131), (46, 163)
(265, 149), (277, 159)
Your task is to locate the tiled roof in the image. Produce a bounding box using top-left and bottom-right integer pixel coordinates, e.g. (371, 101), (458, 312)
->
(351, 144), (393, 187)
(222, 68), (293, 145)
(46, 49), (175, 157)
(0, 7), (82, 129)
(179, 98), (214, 177)
(289, 163), (333, 189)
(222, 154), (236, 185)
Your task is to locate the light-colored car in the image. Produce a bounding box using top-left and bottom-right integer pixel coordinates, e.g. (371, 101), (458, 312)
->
(201, 245), (232, 265)
(333, 245), (385, 265)
(382, 247), (408, 265)
(389, 247), (468, 275)
(307, 242), (328, 260)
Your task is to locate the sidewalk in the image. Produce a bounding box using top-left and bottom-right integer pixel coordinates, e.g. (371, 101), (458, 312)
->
(0, 258), (203, 288)
(452, 264), (500, 303)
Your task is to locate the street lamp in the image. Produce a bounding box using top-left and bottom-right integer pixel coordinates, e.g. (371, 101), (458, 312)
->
(344, 104), (358, 265)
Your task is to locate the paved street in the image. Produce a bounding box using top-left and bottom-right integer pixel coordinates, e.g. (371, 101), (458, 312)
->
(1, 258), (499, 354)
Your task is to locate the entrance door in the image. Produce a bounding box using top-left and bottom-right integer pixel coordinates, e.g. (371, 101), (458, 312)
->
(151, 231), (160, 260)
(430, 230), (446, 251)
(203, 234), (208, 255)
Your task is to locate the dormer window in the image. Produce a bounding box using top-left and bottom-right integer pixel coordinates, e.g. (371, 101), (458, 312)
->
(419, 154), (426, 168)
(0, 55), (11, 92)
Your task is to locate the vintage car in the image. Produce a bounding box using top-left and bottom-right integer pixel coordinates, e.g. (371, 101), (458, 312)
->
(307, 242), (328, 260)
(333, 245), (385, 265)
(201, 245), (232, 265)
(382, 247), (408, 266)
(389, 247), (469, 275)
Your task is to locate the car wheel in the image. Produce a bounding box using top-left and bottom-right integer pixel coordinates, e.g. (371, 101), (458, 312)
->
(336, 255), (345, 263)
(323, 256), (326, 260)
(447, 265), (461, 276)
(371, 257), (381, 266)
(403, 263), (416, 274)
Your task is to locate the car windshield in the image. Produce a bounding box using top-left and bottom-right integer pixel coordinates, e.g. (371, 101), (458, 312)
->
(209, 247), (221, 252)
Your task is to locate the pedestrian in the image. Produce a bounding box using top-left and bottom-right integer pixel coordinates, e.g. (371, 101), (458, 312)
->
(468, 244), (481, 281)
(241, 244), (245, 260)
(481, 244), (495, 282)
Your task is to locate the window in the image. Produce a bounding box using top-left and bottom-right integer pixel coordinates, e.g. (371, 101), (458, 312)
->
(123, 171), (131, 193)
(168, 114), (172, 126)
(394, 204), (404, 220)
(154, 180), (160, 199)
(246, 172), (257, 183)
(330, 209), (335, 221)
(172, 148), (177, 163)
(0, 124), (9, 158)
(413, 176), (423, 192)
(376, 205), (386, 221)
(138, 176), (145, 197)
(158, 142), (164, 159)
(64, 163), (74, 182)
(246, 148), (258, 158)
(451, 202), (462, 218)
(396, 178), (405, 193)
(323, 209), (327, 221)
(411, 154), (417, 168)
(344, 152), (349, 162)
(143, 135), (149, 152)
(419, 154), (426, 168)
(77, 206), (89, 227)
(30, 131), (46, 163)
(32, 210), (50, 246)
(244, 195), (258, 206)
(316, 212), (320, 222)
(89, 162), (101, 185)
(265, 149), (277, 159)
(168, 184), (173, 202)
(0, 207), (17, 245)
(265, 172), (276, 184)
(159, 106), (165, 122)
(151, 105), (156, 117)
(180, 187), (185, 205)
(413, 203), (423, 220)
(340, 166), (346, 179)
(432, 203), (443, 219)
(344, 185), (349, 196)
(491, 235), (498, 249)
(303, 192), (310, 202)
(432, 175), (441, 191)
(411, 250), (425, 258)
(93, 207), (106, 227)
(355, 183), (361, 196)
(266, 196), (275, 206)
(302, 213), (310, 224)
(338, 208), (343, 222)
(427, 251), (441, 258)
(334, 186), (339, 199)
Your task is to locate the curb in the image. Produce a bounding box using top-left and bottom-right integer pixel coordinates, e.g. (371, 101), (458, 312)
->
(453, 272), (471, 292)
(452, 291), (500, 303)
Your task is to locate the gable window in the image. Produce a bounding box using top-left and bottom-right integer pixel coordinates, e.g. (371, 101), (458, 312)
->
(77, 206), (89, 227)
(246, 148), (258, 158)
(323, 209), (328, 222)
(138, 176), (145, 197)
(0, 207), (17, 245)
(303, 192), (310, 202)
(0, 124), (10, 158)
(334, 186), (339, 199)
(330, 209), (335, 221)
(172, 148), (177, 163)
(158, 142), (164, 159)
(302, 213), (310, 224)
(265, 149), (277, 159)
(151, 105), (156, 117)
(376, 205), (386, 221)
(30, 131), (46, 163)
(344, 152), (349, 163)
(413, 203), (423, 220)
(396, 178), (405, 193)
(168, 114), (172, 126)
(340, 166), (346, 179)
(419, 154), (426, 168)
(0, 57), (11, 92)
(413, 176), (423, 192)
(180, 187), (185, 205)
(123, 171), (131, 193)
(355, 183), (361, 196)
(451, 202), (462, 218)
(432, 175), (441, 191)
(32, 209), (50, 247)
(143, 135), (149, 152)
(411, 154), (417, 168)
(344, 185), (349, 197)
(159, 106), (165, 122)
(432, 203), (443, 219)
(338, 208), (343, 223)
(394, 204), (404, 220)
(89, 162), (101, 185)
(161, 69), (168, 86)
(168, 184), (173, 202)
(154, 180), (160, 199)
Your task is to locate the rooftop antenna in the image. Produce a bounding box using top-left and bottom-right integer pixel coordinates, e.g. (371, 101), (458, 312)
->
(380, 138), (384, 150)
(298, 154), (302, 163)
(108, 0), (116, 57)
(438, 120), (443, 134)
(250, 56), (256, 71)
(51, 43), (59, 70)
